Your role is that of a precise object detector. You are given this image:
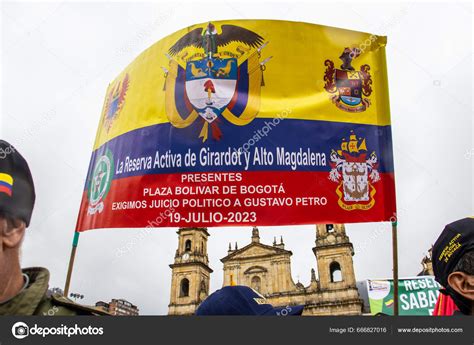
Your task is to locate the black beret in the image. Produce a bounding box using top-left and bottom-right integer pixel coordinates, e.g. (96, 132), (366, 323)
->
(0, 140), (35, 227)
(432, 217), (474, 287)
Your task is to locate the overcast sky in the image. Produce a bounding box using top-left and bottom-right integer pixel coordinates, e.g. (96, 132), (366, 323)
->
(1, 1), (472, 315)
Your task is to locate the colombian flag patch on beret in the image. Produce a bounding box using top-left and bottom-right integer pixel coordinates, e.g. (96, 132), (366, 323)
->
(0, 173), (13, 197)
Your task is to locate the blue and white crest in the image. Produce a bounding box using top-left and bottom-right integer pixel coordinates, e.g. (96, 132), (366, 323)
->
(185, 57), (238, 123)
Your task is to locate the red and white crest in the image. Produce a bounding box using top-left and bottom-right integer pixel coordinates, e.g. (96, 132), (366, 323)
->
(329, 130), (380, 210)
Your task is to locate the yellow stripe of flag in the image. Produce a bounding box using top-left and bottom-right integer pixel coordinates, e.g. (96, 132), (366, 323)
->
(0, 173), (13, 185)
(93, 20), (391, 150)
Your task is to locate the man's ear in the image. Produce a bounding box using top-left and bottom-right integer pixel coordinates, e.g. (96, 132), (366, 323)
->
(1, 218), (26, 249)
(447, 271), (474, 301)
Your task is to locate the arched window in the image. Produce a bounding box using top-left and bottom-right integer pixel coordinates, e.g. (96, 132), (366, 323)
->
(184, 239), (192, 252)
(180, 278), (190, 297)
(330, 262), (342, 282)
(199, 280), (206, 293)
(251, 276), (261, 292)
(326, 224), (335, 233)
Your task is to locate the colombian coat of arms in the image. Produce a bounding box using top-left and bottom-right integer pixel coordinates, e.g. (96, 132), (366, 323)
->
(324, 48), (372, 112)
(329, 131), (380, 210)
(163, 22), (271, 142)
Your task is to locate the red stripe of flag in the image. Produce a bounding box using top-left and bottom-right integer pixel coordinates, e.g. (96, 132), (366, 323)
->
(0, 185), (12, 196)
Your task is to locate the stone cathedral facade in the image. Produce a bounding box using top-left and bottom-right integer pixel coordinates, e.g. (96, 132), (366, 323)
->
(168, 225), (363, 315)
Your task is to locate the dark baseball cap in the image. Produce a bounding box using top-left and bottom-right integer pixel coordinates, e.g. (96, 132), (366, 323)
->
(0, 140), (35, 227)
(195, 285), (304, 316)
(432, 217), (474, 287)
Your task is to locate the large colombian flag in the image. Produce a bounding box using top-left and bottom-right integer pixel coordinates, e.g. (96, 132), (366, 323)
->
(76, 20), (396, 232)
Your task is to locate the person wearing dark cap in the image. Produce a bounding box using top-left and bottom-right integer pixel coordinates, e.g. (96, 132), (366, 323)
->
(432, 217), (474, 316)
(0, 140), (107, 315)
(196, 285), (305, 316)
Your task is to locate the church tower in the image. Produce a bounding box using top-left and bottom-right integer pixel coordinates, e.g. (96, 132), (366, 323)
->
(168, 227), (213, 315)
(312, 224), (357, 290)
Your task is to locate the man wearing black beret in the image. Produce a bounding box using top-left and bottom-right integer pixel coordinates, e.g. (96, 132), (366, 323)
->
(432, 217), (474, 316)
(0, 140), (107, 315)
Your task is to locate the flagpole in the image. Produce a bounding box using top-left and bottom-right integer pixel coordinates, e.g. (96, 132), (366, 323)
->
(64, 231), (80, 297)
(392, 221), (399, 316)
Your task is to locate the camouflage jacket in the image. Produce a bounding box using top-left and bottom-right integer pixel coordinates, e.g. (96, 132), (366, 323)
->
(0, 267), (108, 316)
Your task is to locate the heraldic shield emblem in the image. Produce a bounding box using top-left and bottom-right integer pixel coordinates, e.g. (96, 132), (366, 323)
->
(324, 48), (373, 113)
(87, 149), (114, 215)
(102, 74), (129, 132)
(163, 22), (271, 142)
(185, 57), (238, 123)
(329, 131), (380, 210)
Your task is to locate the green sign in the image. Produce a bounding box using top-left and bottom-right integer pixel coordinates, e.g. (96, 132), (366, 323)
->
(367, 276), (441, 316)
